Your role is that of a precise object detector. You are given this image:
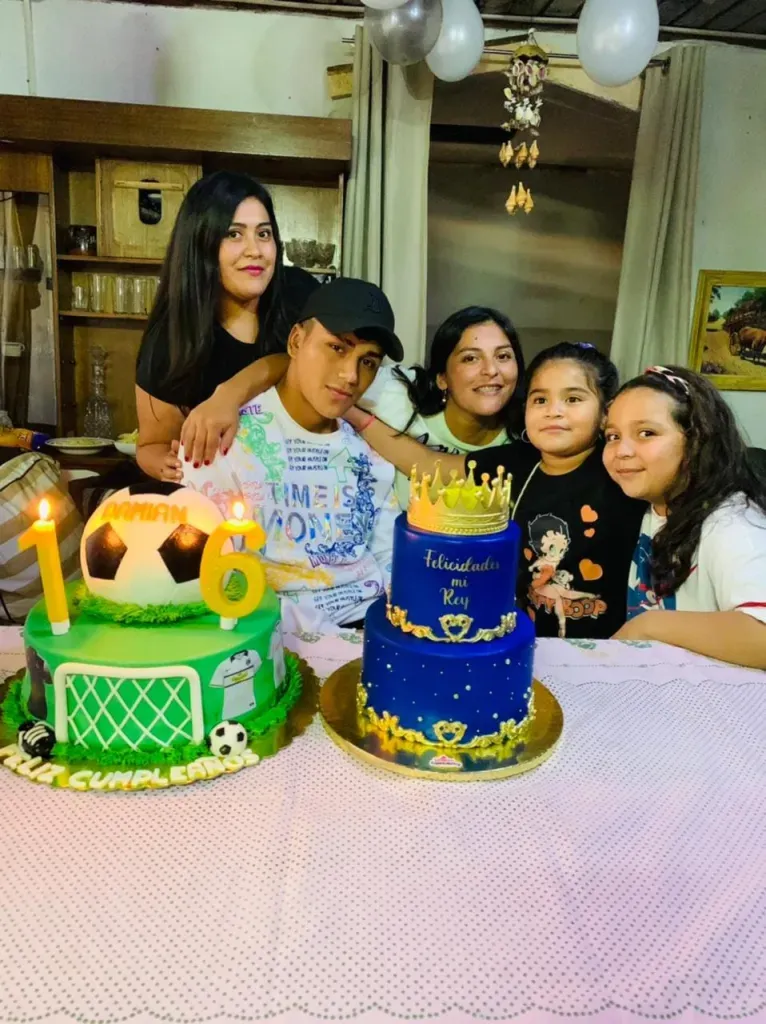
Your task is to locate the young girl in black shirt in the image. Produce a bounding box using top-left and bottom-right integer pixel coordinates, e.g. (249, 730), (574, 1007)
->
(346, 342), (645, 639)
(474, 344), (644, 638)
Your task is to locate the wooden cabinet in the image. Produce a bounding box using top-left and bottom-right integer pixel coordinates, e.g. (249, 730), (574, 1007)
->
(96, 159), (201, 258)
(0, 95), (352, 447)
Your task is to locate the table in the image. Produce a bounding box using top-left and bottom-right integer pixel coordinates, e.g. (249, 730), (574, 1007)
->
(0, 626), (764, 1024)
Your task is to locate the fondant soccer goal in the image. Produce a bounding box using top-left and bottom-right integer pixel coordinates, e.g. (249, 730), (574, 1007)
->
(52, 663), (204, 751)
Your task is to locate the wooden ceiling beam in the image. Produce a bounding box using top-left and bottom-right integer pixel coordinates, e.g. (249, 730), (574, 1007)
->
(673, 0), (755, 29)
(99, 0), (766, 44)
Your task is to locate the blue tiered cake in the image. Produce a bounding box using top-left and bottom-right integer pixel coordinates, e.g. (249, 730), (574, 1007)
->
(360, 463), (537, 751)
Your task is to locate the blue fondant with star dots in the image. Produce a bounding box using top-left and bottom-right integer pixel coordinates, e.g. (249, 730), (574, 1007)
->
(362, 598), (535, 746)
(388, 514), (520, 640)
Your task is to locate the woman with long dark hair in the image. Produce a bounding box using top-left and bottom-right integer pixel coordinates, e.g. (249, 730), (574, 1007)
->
(353, 306), (524, 507)
(136, 171), (317, 480)
(604, 365), (766, 667)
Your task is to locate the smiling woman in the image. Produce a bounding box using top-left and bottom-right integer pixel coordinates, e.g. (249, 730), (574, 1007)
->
(135, 171), (319, 482)
(352, 306), (525, 508)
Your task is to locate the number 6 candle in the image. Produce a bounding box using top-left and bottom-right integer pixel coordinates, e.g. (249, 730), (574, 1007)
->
(18, 498), (70, 635)
(200, 501), (267, 630)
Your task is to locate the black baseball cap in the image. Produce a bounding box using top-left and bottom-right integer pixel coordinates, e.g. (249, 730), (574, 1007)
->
(298, 277), (403, 363)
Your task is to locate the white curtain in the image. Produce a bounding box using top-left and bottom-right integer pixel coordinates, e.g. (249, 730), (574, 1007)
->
(610, 44), (706, 380)
(343, 26), (434, 366)
(0, 190), (57, 428)
(0, 194), (20, 425)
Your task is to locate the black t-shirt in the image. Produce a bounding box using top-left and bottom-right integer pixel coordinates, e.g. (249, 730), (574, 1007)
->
(136, 265), (319, 408)
(471, 442), (645, 639)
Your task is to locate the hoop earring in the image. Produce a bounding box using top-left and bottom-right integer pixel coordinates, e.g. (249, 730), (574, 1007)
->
(521, 428), (530, 443)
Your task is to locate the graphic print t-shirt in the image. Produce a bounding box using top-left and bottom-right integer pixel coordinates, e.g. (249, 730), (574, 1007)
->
(182, 387), (397, 635)
(359, 365), (511, 509)
(627, 495), (766, 624)
(471, 443), (645, 639)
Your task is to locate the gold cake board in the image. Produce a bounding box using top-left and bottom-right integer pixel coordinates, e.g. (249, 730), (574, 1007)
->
(319, 659), (563, 782)
(0, 658), (317, 793)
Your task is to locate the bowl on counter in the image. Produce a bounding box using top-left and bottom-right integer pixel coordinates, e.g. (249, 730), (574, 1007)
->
(115, 431), (138, 456)
(285, 238), (319, 268)
(314, 243), (336, 268)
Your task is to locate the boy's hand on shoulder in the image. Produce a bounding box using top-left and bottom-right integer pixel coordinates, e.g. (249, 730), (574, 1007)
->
(160, 439), (183, 482)
(180, 385), (240, 468)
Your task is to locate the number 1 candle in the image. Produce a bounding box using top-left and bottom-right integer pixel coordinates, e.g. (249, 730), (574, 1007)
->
(18, 498), (70, 635)
(200, 501), (267, 630)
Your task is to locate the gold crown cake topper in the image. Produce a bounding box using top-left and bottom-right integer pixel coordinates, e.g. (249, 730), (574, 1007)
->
(407, 461), (511, 536)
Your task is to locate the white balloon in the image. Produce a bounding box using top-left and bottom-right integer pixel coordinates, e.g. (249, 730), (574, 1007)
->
(577, 0), (659, 88)
(426, 0), (485, 82)
(362, 0), (408, 11)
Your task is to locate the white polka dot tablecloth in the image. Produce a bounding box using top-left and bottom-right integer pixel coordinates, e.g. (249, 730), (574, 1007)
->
(0, 629), (765, 1024)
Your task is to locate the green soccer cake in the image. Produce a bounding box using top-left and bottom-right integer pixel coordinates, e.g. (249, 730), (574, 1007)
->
(0, 482), (302, 791)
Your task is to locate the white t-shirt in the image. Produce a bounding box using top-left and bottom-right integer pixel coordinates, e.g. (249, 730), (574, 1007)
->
(182, 386), (397, 635)
(358, 365), (511, 509)
(627, 494), (766, 624)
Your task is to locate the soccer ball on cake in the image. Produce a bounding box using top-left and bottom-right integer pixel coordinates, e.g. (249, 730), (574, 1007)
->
(207, 720), (248, 757)
(80, 482), (224, 607)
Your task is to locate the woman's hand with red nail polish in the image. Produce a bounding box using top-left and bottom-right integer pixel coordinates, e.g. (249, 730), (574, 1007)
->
(180, 383), (241, 468)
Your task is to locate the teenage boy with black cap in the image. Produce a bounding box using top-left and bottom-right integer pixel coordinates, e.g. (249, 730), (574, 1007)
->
(182, 277), (403, 634)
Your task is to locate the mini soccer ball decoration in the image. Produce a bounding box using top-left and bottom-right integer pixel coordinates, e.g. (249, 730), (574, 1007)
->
(500, 30), (548, 216)
(80, 482), (225, 607)
(207, 720), (248, 758)
(18, 720), (56, 759)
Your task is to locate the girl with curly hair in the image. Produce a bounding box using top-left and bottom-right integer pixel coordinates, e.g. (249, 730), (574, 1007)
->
(603, 365), (766, 667)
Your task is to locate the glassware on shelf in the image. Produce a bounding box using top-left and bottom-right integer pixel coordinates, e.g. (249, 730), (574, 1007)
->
(71, 283), (89, 310)
(113, 276), (130, 314)
(146, 276), (160, 313)
(26, 244), (42, 271)
(83, 346), (114, 438)
(130, 277), (148, 316)
(89, 273), (108, 313)
(67, 225), (97, 255)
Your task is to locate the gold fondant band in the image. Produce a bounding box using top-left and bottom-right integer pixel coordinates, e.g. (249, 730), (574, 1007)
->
(386, 602), (517, 643)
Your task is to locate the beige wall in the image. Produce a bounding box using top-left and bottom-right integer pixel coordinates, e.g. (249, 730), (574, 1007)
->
(692, 44), (766, 447)
(427, 163), (632, 363)
(427, 63), (637, 366)
(0, 0), (353, 118)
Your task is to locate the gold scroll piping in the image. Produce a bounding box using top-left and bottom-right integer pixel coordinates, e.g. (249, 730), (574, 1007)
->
(357, 682), (535, 752)
(387, 602), (516, 643)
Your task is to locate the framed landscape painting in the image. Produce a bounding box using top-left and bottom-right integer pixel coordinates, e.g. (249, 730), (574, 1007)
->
(689, 270), (766, 391)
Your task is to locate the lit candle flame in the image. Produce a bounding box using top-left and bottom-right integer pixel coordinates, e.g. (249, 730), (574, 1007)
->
(232, 500), (245, 522)
(39, 498), (51, 522)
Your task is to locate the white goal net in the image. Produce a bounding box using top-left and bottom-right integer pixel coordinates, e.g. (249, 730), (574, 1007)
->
(52, 663), (204, 751)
